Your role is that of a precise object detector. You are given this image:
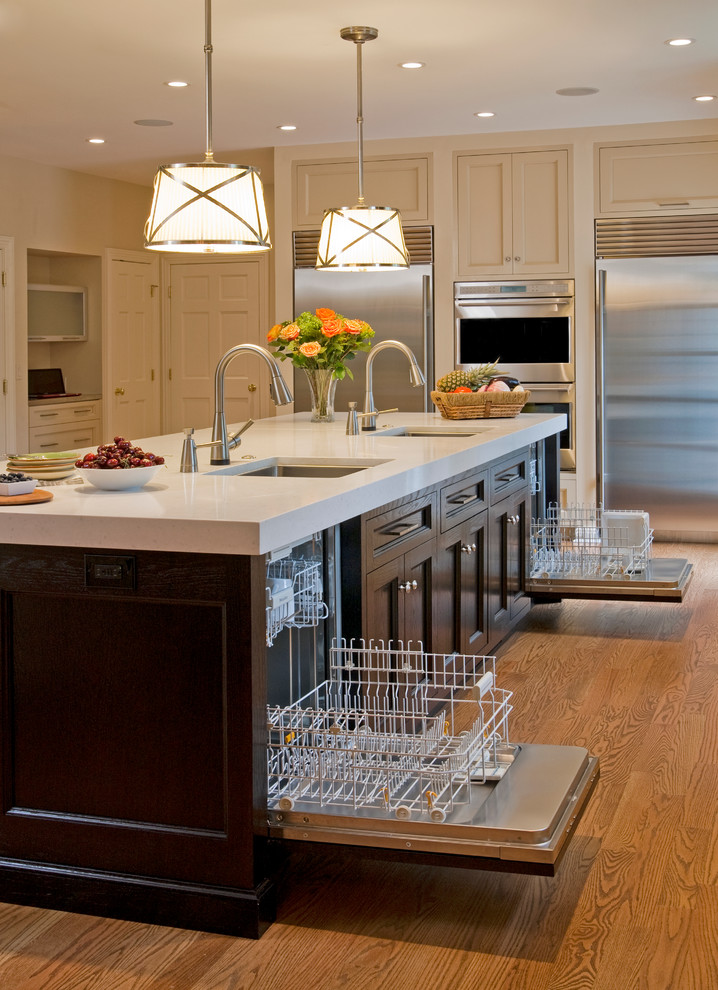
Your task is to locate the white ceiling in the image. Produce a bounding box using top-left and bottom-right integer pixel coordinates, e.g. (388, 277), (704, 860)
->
(2, 0), (717, 188)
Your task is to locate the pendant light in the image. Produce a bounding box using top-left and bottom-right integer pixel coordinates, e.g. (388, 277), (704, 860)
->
(144, 0), (271, 253)
(315, 27), (409, 271)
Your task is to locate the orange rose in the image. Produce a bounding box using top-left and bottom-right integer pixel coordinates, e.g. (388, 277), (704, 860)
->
(267, 323), (282, 342)
(298, 341), (321, 358)
(321, 319), (343, 337)
(280, 322), (300, 341)
(343, 319), (363, 334)
(315, 308), (336, 321)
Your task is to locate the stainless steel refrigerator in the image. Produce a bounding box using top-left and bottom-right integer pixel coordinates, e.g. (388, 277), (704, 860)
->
(292, 230), (433, 415)
(596, 254), (718, 540)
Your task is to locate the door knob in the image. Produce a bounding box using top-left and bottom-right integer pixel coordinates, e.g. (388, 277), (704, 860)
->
(248, 383), (257, 392)
(114, 387), (125, 396)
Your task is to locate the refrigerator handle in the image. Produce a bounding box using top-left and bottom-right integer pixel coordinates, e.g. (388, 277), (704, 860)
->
(422, 274), (433, 411)
(596, 268), (607, 507)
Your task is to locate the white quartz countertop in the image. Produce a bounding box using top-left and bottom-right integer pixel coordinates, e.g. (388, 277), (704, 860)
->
(1, 411), (565, 555)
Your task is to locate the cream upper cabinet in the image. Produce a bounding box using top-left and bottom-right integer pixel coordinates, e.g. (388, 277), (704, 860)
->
(293, 156), (430, 228)
(456, 149), (570, 278)
(598, 140), (718, 214)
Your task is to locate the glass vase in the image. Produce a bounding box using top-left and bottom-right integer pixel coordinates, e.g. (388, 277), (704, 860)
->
(303, 368), (338, 423)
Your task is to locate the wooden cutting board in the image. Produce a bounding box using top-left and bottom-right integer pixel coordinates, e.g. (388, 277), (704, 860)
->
(0, 489), (54, 506)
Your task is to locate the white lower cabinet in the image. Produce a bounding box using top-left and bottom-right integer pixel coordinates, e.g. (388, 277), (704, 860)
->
(28, 399), (102, 452)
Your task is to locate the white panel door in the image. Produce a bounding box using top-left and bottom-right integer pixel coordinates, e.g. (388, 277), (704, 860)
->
(105, 251), (161, 442)
(165, 259), (269, 436)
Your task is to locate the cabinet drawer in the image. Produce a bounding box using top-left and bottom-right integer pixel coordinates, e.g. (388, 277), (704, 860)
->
(598, 141), (718, 214)
(440, 471), (488, 532)
(29, 401), (102, 428)
(364, 491), (437, 572)
(489, 450), (530, 502)
(28, 420), (101, 452)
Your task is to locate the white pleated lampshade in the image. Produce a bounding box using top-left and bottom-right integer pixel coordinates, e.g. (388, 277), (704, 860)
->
(144, 161), (271, 253)
(315, 205), (409, 271)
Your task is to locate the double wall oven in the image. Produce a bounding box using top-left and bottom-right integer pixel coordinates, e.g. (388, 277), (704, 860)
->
(455, 279), (576, 471)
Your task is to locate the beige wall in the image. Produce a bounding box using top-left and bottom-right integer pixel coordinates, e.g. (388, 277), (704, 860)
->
(273, 116), (718, 503)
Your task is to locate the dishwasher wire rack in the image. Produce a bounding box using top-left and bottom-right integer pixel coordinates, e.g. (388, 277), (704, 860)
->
(266, 640), (513, 823)
(530, 503), (653, 580)
(265, 556), (329, 646)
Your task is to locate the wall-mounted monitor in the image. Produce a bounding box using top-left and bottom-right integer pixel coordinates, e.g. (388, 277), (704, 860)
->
(28, 284), (87, 342)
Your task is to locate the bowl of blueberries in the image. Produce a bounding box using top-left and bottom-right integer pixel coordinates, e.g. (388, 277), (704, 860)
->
(0, 472), (38, 497)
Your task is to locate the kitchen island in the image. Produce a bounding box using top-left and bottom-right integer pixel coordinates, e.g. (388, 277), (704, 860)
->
(0, 411), (567, 938)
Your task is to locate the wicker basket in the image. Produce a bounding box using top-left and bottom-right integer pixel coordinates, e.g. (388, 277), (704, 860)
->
(430, 389), (530, 420)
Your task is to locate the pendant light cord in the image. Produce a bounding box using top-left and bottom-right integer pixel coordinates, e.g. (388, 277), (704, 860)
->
(204, 0), (214, 162)
(355, 37), (365, 205)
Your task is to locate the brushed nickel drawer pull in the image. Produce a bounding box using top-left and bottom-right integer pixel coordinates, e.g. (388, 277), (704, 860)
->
(496, 471), (520, 483)
(73, 408), (92, 415)
(39, 412), (59, 418)
(384, 522), (421, 537)
(449, 493), (477, 505)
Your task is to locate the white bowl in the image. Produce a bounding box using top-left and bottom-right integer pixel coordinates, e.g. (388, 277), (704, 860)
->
(78, 464), (162, 491)
(0, 478), (38, 496)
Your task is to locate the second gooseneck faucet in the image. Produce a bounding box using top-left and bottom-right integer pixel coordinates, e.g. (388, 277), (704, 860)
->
(361, 339), (426, 431)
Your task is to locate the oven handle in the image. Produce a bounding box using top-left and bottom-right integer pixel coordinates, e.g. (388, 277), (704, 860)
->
(523, 384), (575, 394)
(455, 298), (572, 308)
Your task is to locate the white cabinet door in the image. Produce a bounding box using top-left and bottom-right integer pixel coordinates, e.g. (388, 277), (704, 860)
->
(165, 258), (269, 436)
(598, 141), (718, 214)
(105, 251), (161, 442)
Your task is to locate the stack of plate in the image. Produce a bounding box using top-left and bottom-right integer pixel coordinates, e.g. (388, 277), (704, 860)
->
(6, 451), (79, 481)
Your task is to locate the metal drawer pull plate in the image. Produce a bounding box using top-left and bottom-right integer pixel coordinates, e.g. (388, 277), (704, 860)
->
(385, 522), (421, 537)
(399, 580), (418, 593)
(461, 543), (477, 554)
(39, 412), (59, 418)
(450, 493), (477, 506)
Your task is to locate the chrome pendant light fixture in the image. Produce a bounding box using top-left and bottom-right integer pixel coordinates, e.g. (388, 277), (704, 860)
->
(315, 27), (409, 271)
(144, 0), (271, 253)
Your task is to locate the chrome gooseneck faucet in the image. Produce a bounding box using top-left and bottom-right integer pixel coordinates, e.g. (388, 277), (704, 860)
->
(362, 339), (426, 430)
(210, 343), (293, 464)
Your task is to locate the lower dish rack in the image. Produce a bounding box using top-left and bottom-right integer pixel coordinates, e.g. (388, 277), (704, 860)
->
(266, 641), (514, 824)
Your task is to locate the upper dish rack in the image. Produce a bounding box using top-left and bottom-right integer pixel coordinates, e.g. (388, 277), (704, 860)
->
(266, 640), (514, 823)
(530, 503), (653, 580)
(265, 554), (329, 646)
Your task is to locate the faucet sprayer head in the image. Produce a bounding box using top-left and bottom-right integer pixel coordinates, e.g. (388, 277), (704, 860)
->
(409, 360), (426, 388)
(270, 372), (293, 405)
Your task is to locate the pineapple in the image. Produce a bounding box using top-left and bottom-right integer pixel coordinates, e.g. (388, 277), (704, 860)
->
(436, 359), (500, 392)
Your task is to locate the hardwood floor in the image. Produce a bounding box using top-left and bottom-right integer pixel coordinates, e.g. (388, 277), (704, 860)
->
(0, 543), (716, 989)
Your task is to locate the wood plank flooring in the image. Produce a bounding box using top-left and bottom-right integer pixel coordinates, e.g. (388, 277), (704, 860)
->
(0, 543), (716, 989)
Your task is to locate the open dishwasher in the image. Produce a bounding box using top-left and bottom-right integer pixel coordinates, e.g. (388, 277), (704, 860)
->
(265, 549), (598, 875)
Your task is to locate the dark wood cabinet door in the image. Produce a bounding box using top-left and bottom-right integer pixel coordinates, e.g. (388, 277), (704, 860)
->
(363, 540), (435, 653)
(488, 487), (531, 647)
(436, 512), (488, 662)
(364, 555), (402, 647)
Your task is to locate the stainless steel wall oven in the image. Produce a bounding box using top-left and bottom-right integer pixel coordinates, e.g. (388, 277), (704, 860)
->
(455, 279), (576, 470)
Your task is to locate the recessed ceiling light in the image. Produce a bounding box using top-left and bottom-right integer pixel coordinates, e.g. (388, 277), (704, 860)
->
(277, 124), (297, 131)
(165, 80), (189, 87)
(134, 119), (174, 127)
(665, 38), (694, 46)
(474, 111), (495, 118)
(556, 87), (599, 97)
(400, 61), (424, 69)
(694, 94), (716, 102)
(86, 137), (105, 144)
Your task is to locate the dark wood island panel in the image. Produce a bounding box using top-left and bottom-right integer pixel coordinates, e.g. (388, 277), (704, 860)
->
(0, 544), (274, 937)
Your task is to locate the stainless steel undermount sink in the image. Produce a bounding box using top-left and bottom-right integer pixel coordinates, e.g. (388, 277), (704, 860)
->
(206, 457), (390, 479)
(376, 425), (493, 438)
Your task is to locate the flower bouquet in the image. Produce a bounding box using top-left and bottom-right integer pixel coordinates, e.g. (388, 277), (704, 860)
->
(267, 308), (374, 421)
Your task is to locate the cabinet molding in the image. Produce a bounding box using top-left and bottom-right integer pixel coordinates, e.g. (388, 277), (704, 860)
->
(293, 156), (431, 228)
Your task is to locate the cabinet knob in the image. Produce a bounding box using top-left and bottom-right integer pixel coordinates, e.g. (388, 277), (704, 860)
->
(514, 256), (521, 262)
(399, 580), (418, 593)
(114, 387), (125, 396)
(461, 543), (477, 554)
(508, 514), (520, 525)
(504, 256), (511, 263)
